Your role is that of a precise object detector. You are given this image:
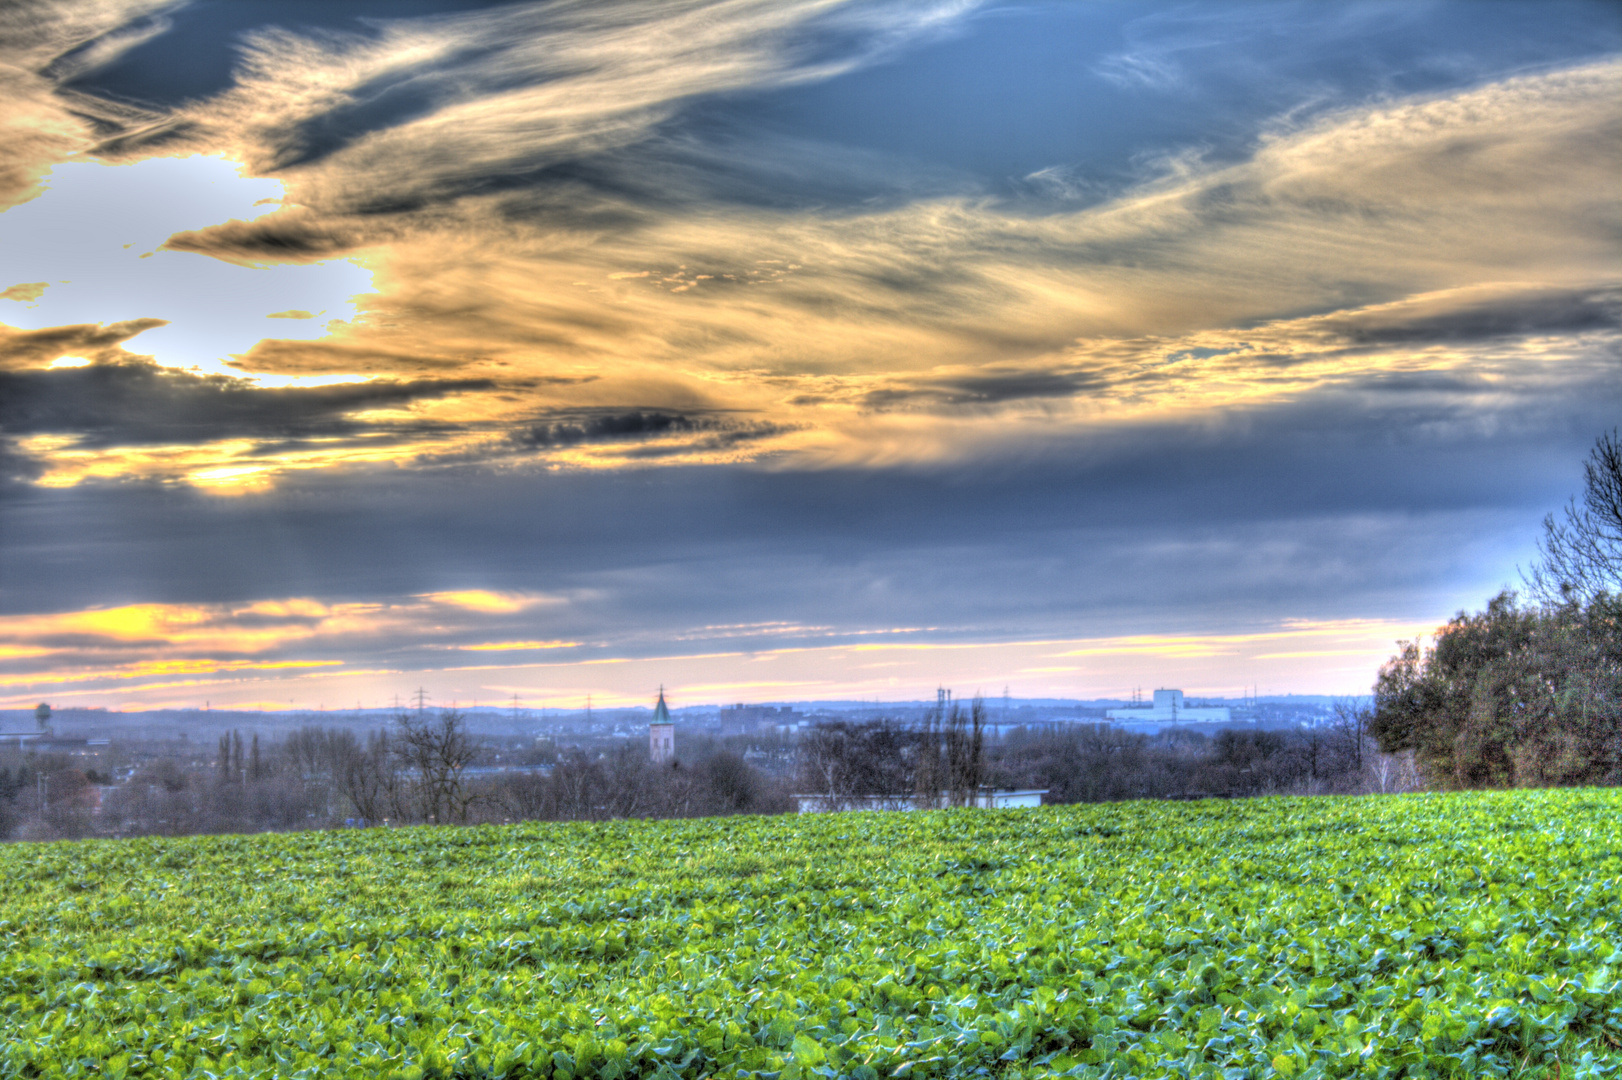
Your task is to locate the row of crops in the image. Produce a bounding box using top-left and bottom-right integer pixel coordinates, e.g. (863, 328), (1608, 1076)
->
(2, 789), (1620, 1078)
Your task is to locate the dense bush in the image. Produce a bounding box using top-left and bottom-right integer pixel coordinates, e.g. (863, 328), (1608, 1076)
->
(1370, 591), (1622, 788)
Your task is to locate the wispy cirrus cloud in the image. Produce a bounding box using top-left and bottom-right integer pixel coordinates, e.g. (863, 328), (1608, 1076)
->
(150, 0), (978, 210)
(231, 57), (1619, 376)
(0, 0), (178, 205)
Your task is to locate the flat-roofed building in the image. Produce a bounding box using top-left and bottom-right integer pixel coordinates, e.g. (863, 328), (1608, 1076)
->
(792, 789), (1047, 813)
(1105, 688), (1230, 725)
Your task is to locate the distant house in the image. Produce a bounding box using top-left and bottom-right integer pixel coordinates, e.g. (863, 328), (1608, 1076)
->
(1105, 689), (1230, 725)
(649, 688), (675, 763)
(792, 789), (1047, 813)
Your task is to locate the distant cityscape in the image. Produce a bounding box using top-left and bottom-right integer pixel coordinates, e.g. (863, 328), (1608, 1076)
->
(1, 689), (1356, 746)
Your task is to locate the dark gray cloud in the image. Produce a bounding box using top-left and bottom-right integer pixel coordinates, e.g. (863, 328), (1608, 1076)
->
(4, 370), (1613, 648)
(1325, 286), (1622, 346)
(514, 122), (983, 218)
(862, 367), (1104, 409)
(163, 210), (371, 264)
(47, 0), (1614, 231)
(0, 360), (493, 447)
(514, 410), (710, 448)
(48, 2), (524, 109)
(510, 409), (787, 451)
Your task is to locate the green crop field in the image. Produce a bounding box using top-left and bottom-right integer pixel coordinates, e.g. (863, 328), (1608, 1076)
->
(2, 790), (1620, 1080)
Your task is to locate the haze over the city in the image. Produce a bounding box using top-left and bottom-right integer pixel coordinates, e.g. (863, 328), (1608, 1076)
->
(1, 0), (1618, 711)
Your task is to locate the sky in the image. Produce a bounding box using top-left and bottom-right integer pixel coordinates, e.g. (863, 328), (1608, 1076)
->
(0, 0), (1618, 712)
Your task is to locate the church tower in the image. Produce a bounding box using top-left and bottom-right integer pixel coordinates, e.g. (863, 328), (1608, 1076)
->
(649, 686), (674, 763)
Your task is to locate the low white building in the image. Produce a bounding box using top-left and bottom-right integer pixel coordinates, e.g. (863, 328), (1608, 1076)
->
(1105, 688), (1230, 725)
(792, 789), (1047, 813)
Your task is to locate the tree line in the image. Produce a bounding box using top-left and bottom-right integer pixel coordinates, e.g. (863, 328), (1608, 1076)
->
(0, 710), (790, 842)
(797, 700), (1404, 806)
(797, 695), (989, 809)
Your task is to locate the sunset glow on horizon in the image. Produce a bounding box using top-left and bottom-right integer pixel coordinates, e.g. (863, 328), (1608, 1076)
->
(0, 593), (1440, 711)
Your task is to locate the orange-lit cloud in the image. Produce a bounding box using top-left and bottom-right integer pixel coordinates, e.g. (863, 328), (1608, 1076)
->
(418, 591), (554, 614)
(0, 0), (177, 207)
(3, 53), (1614, 487)
(459, 640), (581, 651)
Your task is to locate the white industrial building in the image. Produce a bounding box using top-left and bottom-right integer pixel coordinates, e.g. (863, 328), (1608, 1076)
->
(792, 789), (1047, 813)
(1105, 689), (1230, 725)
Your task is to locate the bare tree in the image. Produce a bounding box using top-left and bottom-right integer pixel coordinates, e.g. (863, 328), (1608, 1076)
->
(489, 770), (552, 821)
(1327, 698), (1371, 786)
(550, 749), (603, 820)
(700, 751), (760, 814)
(912, 709), (944, 810)
(1368, 748), (1421, 794)
(394, 710), (478, 823)
(796, 720), (915, 811)
(604, 743), (661, 818)
(946, 696), (986, 806)
(910, 693), (988, 808)
(801, 722), (859, 811)
(336, 729), (397, 823)
(1528, 429), (1622, 604)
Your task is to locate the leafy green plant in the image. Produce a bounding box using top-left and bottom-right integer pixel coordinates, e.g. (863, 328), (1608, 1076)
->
(2, 790), (1619, 1078)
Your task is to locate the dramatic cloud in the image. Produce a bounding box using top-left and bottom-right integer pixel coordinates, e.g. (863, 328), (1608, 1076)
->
(0, 0), (1617, 706)
(0, 0), (177, 205)
(0, 360), (491, 445)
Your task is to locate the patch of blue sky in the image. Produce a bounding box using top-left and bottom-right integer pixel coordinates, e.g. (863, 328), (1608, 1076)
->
(672, 0), (1622, 205)
(0, 156), (373, 375)
(57, 0), (523, 108)
(1162, 346), (1246, 366)
(55, 1), (1622, 218)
